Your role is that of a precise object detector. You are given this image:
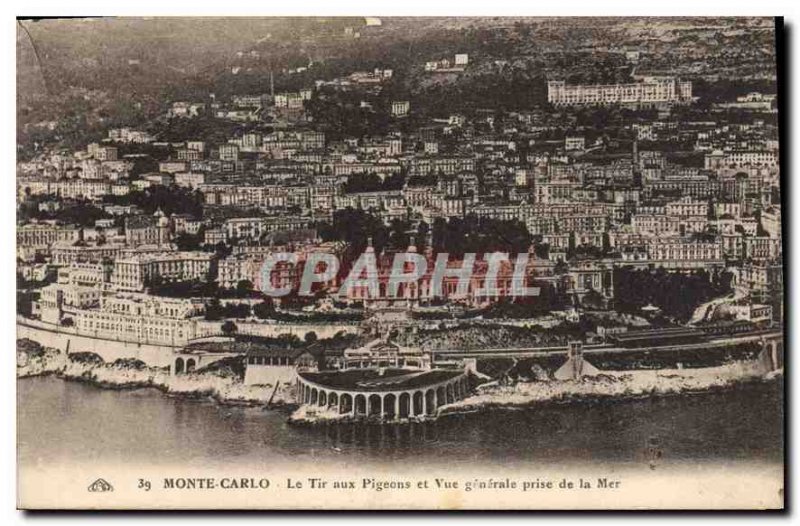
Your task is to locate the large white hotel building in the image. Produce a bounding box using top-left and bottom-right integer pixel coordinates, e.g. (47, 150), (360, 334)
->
(547, 77), (692, 107)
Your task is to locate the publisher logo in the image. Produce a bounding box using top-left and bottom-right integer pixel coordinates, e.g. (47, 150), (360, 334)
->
(88, 478), (114, 492)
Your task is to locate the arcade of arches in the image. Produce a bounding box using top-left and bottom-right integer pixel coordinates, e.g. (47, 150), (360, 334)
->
(295, 373), (471, 420)
(173, 356), (197, 374)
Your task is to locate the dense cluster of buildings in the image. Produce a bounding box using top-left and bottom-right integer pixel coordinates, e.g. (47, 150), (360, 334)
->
(16, 44), (782, 362)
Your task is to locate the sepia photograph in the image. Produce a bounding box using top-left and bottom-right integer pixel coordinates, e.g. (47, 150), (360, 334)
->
(14, 13), (785, 510)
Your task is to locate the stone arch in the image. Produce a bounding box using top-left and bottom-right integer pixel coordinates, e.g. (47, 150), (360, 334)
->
(328, 392), (339, 410)
(446, 383), (455, 404)
(186, 358), (196, 373)
(413, 391), (424, 416)
(368, 394), (382, 417)
(384, 393), (397, 419)
(340, 393), (353, 414)
(436, 386), (446, 407)
(355, 394), (367, 416)
(304, 385), (311, 404)
(174, 357), (184, 374)
(310, 388), (318, 405)
(399, 392), (411, 418)
(319, 390), (327, 407)
(425, 389), (436, 415)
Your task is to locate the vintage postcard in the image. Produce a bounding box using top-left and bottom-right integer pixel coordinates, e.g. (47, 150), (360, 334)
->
(16, 16), (784, 510)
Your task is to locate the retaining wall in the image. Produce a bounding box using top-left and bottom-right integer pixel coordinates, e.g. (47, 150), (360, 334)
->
(17, 317), (178, 367)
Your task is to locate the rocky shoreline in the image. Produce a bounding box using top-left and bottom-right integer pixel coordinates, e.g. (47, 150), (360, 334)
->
(18, 340), (780, 424)
(286, 360), (780, 425)
(440, 361), (781, 416)
(16, 343), (298, 409)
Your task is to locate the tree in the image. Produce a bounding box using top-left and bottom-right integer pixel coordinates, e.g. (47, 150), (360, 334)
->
(19, 197), (112, 227)
(205, 298), (223, 321)
(212, 241), (233, 258)
(582, 290), (605, 310)
(343, 172), (406, 193)
(236, 279), (254, 297)
(221, 320), (238, 336)
(431, 215), (532, 255)
(613, 267), (733, 322)
(316, 207), (391, 253)
(16, 292), (34, 317)
(150, 279), (218, 299)
(175, 232), (203, 251)
(253, 300), (275, 320)
(102, 185), (204, 218)
(304, 331), (318, 344)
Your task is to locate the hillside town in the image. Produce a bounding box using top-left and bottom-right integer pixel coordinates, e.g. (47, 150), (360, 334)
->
(16, 18), (782, 419)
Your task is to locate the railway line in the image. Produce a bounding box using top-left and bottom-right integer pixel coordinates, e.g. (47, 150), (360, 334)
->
(430, 327), (783, 359)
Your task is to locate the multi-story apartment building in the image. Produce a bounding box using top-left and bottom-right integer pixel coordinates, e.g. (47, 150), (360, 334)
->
(665, 196), (709, 218)
(218, 144), (240, 162)
(87, 143), (119, 161)
(391, 101), (410, 117)
(17, 224), (82, 250)
(647, 239), (723, 266)
(35, 283), (102, 323)
(547, 77), (692, 107)
(125, 213), (172, 248)
(740, 259), (783, 310)
(19, 178), (114, 201)
(705, 150), (779, 169)
(744, 236), (782, 260)
(57, 260), (113, 287)
(108, 128), (155, 144)
(72, 293), (206, 345)
(50, 242), (124, 265)
(112, 251), (216, 291)
(406, 157), (475, 176)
